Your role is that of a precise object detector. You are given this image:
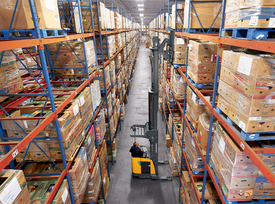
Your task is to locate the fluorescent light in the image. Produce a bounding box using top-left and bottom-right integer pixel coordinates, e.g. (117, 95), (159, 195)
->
(137, 4), (144, 7)
(139, 13), (144, 17)
(141, 18), (144, 20)
(139, 8), (144, 11)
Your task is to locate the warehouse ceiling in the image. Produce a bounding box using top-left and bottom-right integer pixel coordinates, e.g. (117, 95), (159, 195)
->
(114, 0), (173, 25)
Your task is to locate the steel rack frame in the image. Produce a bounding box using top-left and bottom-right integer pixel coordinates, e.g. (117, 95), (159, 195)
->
(149, 0), (275, 203)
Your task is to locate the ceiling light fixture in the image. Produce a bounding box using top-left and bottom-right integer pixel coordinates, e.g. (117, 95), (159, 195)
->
(139, 13), (144, 17)
(137, 4), (144, 7)
(139, 8), (144, 11)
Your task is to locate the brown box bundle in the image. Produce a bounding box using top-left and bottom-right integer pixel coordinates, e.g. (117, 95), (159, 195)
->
(165, 134), (172, 148)
(0, 169), (31, 204)
(187, 40), (217, 84)
(83, 159), (101, 203)
(0, 50), (24, 102)
(28, 179), (71, 204)
(218, 50), (275, 133)
(184, 0), (221, 29)
(211, 123), (259, 201)
(0, 0), (61, 30)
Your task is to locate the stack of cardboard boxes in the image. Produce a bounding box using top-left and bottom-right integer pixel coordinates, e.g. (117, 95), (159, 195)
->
(253, 141), (275, 199)
(169, 147), (179, 177)
(0, 0), (61, 30)
(0, 50), (24, 102)
(28, 179), (71, 204)
(82, 126), (96, 168)
(173, 37), (186, 65)
(107, 138), (117, 161)
(187, 40), (217, 84)
(0, 169), (31, 204)
(171, 4), (184, 30)
(69, 147), (89, 203)
(95, 110), (106, 144)
(224, 0), (275, 29)
(196, 111), (216, 151)
(47, 40), (96, 77)
(107, 35), (116, 57)
(186, 86), (211, 132)
(211, 123), (259, 202)
(2, 102), (84, 162)
(217, 50), (275, 134)
(99, 140), (108, 174)
(184, 0), (221, 30)
(185, 127), (205, 174)
(171, 66), (185, 99)
(98, 65), (111, 91)
(83, 159), (102, 203)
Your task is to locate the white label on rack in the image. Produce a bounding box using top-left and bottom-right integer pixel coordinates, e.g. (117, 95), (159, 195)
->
(176, 38), (185, 45)
(237, 56), (253, 76)
(80, 96), (85, 106)
(249, 117), (262, 121)
(0, 177), (22, 204)
(218, 137), (225, 154)
(191, 92), (197, 103)
(239, 120), (246, 131)
(268, 18), (275, 28)
(191, 139), (195, 147)
(199, 96), (210, 105)
(240, 142), (245, 150)
(88, 136), (91, 145)
(71, 69), (74, 74)
(45, 0), (55, 12)
(249, 16), (258, 26)
(12, 149), (18, 158)
(23, 120), (28, 129)
(46, 133), (49, 137)
(61, 187), (69, 203)
(73, 105), (79, 116)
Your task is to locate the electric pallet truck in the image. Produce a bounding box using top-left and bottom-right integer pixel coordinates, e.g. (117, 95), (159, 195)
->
(130, 31), (175, 180)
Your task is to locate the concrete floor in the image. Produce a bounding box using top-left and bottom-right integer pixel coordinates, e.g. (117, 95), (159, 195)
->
(107, 43), (179, 204)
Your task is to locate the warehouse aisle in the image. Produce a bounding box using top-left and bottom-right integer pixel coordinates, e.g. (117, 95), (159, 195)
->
(107, 43), (179, 204)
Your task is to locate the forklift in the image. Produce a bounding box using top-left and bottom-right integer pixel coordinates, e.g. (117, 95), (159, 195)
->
(130, 31), (175, 180)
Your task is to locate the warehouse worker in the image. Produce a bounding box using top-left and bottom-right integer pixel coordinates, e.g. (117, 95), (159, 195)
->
(129, 142), (144, 157)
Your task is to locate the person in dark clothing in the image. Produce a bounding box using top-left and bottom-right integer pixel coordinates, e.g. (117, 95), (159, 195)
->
(129, 142), (144, 157)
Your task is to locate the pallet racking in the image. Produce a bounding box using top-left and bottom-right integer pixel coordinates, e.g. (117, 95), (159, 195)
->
(149, 0), (275, 203)
(0, 0), (140, 203)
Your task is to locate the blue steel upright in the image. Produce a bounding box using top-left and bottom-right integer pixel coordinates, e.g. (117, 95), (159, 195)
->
(200, 0), (227, 203)
(28, 0), (75, 203)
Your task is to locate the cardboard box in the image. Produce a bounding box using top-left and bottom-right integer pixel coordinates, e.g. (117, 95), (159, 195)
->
(218, 95), (275, 133)
(187, 69), (214, 83)
(165, 134), (172, 148)
(0, 0), (61, 30)
(197, 112), (216, 151)
(238, 7), (275, 28)
(219, 78), (275, 117)
(220, 66), (235, 86)
(240, 0), (275, 8)
(184, 0), (221, 29)
(225, 0), (241, 12)
(34, 179), (71, 203)
(224, 10), (239, 28)
(182, 171), (191, 189)
(0, 169), (31, 204)
(233, 73), (275, 99)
